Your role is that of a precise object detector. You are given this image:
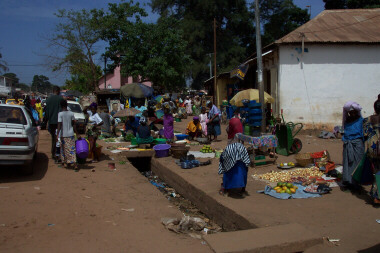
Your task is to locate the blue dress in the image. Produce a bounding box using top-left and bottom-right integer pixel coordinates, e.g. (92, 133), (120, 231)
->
(223, 161), (248, 189)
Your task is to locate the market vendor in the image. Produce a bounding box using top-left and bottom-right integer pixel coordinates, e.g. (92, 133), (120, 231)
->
(227, 109), (243, 144)
(342, 101), (364, 190)
(125, 116), (139, 136)
(163, 107), (174, 141)
(136, 117), (153, 144)
(186, 116), (202, 140)
(218, 143), (251, 196)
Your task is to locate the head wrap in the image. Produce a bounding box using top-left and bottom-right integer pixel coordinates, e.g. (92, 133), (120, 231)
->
(90, 102), (98, 109)
(343, 101), (362, 126)
(139, 116), (146, 124)
(193, 116), (199, 121)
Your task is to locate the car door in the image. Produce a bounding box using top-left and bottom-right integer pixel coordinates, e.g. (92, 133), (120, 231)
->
(23, 108), (39, 151)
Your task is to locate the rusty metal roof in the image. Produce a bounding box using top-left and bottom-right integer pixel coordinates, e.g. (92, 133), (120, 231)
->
(276, 8), (380, 44)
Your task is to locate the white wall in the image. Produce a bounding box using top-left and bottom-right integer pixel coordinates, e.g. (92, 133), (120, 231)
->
(278, 44), (380, 129)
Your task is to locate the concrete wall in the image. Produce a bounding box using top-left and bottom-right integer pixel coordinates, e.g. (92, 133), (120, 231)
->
(278, 44), (380, 129)
(98, 66), (152, 90)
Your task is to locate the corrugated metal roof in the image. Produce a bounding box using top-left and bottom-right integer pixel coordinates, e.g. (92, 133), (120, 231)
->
(276, 8), (380, 44)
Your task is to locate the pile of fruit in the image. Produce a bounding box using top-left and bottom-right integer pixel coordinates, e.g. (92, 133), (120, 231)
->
(200, 145), (213, 153)
(253, 167), (324, 182)
(280, 162), (295, 167)
(274, 182), (298, 194)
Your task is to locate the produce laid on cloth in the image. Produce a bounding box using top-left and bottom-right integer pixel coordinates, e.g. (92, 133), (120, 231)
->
(278, 162), (295, 169)
(200, 145), (213, 153)
(253, 167), (324, 183)
(273, 182), (298, 194)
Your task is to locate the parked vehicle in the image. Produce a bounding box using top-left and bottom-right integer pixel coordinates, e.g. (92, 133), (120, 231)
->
(67, 100), (86, 134)
(0, 104), (39, 174)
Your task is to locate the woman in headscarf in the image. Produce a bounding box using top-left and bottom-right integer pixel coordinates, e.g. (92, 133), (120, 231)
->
(342, 101), (365, 189)
(184, 96), (192, 115)
(163, 106), (174, 141)
(136, 116), (154, 145)
(364, 95), (380, 204)
(206, 101), (221, 142)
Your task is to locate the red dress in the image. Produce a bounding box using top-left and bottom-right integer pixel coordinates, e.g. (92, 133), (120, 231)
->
(228, 118), (243, 140)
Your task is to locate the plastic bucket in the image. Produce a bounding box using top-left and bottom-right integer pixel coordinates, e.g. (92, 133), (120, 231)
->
(176, 134), (188, 140)
(154, 138), (167, 144)
(153, 144), (171, 158)
(175, 118), (182, 122)
(76, 139), (89, 159)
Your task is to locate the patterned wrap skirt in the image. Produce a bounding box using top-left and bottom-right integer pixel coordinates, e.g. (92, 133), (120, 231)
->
(60, 136), (77, 164)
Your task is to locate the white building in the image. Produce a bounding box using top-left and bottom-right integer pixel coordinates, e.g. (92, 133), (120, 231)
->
(240, 9), (380, 130)
(0, 75), (13, 97)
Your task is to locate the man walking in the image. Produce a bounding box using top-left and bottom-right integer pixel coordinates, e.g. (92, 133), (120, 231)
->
(45, 86), (64, 160)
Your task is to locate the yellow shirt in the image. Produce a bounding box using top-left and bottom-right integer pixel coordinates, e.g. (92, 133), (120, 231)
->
(186, 121), (202, 133)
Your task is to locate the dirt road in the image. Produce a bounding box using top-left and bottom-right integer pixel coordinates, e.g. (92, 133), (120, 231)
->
(0, 130), (210, 253)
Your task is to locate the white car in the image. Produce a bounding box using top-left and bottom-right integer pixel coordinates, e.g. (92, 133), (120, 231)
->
(0, 104), (39, 174)
(67, 100), (86, 133)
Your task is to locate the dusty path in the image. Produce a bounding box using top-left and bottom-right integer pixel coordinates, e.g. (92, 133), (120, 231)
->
(0, 130), (210, 253)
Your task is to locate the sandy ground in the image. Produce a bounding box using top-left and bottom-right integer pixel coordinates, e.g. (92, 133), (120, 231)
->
(152, 119), (380, 252)
(0, 130), (211, 253)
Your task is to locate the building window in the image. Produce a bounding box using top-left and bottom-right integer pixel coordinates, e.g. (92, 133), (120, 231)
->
(107, 84), (112, 89)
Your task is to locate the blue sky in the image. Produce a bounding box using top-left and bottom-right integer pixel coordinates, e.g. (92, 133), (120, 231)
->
(0, 0), (324, 86)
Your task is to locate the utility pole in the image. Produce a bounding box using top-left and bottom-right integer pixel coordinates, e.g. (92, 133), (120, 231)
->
(104, 55), (107, 90)
(207, 53), (212, 79)
(255, 0), (266, 133)
(213, 18), (217, 105)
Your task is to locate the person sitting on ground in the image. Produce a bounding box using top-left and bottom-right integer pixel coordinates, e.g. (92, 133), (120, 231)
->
(136, 117), (153, 144)
(57, 99), (79, 170)
(218, 142), (251, 196)
(125, 116), (139, 136)
(227, 109), (243, 144)
(186, 116), (203, 140)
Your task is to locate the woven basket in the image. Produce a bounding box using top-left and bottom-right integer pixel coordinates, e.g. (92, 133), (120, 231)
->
(171, 146), (190, 159)
(295, 153), (313, 167)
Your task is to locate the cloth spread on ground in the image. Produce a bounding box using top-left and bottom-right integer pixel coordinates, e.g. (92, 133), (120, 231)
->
(234, 133), (278, 149)
(259, 184), (321, 199)
(188, 151), (215, 158)
(218, 143), (250, 175)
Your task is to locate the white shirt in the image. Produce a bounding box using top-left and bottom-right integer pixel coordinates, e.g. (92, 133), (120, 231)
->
(87, 110), (103, 125)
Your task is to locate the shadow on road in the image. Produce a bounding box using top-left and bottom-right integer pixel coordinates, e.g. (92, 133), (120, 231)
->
(358, 243), (380, 253)
(0, 152), (48, 183)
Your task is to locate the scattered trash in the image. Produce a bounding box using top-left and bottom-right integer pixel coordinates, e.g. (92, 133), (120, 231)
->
(318, 131), (336, 139)
(328, 238), (340, 242)
(202, 228), (210, 234)
(108, 162), (116, 170)
(111, 158), (115, 160)
(47, 224), (55, 227)
(201, 241), (207, 245)
(171, 193), (177, 198)
(150, 181), (165, 189)
(0, 186), (10, 189)
(34, 186), (40, 190)
(121, 208), (135, 212)
(91, 169), (96, 172)
(84, 196), (91, 199)
(376, 219), (380, 224)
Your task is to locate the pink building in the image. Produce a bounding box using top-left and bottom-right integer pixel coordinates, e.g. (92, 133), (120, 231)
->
(98, 65), (152, 90)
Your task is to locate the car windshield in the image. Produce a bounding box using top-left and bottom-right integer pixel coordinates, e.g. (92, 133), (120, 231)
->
(0, 106), (27, 125)
(68, 103), (82, 113)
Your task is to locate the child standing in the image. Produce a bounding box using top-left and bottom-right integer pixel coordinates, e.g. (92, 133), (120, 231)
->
(199, 107), (208, 136)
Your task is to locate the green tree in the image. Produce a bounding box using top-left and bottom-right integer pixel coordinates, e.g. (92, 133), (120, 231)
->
(48, 9), (102, 92)
(96, 1), (191, 91)
(31, 75), (53, 94)
(257, 0), (310, 46)
(151, 0), (255, 89)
